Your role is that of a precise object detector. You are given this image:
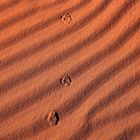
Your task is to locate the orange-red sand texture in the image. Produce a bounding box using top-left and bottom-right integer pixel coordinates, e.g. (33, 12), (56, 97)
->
(0, 0), (140, 140)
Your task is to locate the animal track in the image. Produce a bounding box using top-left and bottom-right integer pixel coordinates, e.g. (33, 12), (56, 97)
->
(47, 110), (60, 126)
(60, 75), (72, 86)
(61, 13), (72, 24)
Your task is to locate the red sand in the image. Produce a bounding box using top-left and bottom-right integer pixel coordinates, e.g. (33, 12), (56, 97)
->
(0, 0), (140, 140)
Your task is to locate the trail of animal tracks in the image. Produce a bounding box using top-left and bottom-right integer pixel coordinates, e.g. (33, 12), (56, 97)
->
(0, 0), (140, 140)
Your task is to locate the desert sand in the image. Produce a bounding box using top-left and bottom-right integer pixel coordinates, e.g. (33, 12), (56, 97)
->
(0, 0), (140, 140)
